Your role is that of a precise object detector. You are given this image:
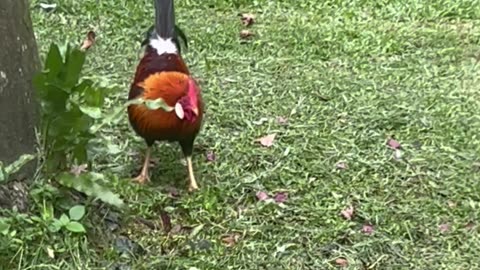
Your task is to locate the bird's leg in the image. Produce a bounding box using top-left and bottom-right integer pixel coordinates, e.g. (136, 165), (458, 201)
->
(186, 156), (198, 192)
(133, 147), (151, 184)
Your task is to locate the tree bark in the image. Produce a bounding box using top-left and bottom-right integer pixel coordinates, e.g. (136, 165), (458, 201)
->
(0, 0), (40, 211)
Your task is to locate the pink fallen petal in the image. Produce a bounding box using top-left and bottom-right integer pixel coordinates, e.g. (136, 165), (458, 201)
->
(257, 134), (276, 147)
(387, 138), (401, 149)
(340, 205), (354, 220)
(273, 192), (288, 203)
(206, 151), (216, 162)
(256, 191), (269, 201)
(439, 223), (450, 233)
(361, 224), (374, 235)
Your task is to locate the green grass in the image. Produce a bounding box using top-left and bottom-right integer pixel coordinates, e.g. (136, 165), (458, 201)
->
(9, 0), (480, 268)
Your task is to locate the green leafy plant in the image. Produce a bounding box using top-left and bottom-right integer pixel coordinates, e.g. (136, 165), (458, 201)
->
(33, 43), (124, 208)
(49, 205), (86, 234)
(33, 43), (108, 171)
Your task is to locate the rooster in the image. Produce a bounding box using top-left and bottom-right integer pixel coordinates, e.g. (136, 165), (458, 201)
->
(127, 0), (203, 191)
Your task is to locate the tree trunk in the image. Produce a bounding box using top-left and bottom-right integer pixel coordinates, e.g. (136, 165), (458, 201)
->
(0, 0), (40, 211)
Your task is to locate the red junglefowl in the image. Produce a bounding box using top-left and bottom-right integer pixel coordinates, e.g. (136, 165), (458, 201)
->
(127, 0), (204, 191)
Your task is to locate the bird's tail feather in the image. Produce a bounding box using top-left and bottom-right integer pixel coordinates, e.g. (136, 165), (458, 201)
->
(154, 0), (175, 39)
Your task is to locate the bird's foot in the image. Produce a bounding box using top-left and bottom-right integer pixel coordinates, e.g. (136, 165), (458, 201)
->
(188, 181), (199, 192)
(133, 173), (150, 184)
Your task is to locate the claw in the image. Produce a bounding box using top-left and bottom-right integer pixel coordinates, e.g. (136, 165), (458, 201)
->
(133, 173), (150, 184)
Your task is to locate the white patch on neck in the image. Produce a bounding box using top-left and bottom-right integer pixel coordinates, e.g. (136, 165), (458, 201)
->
(150, 35), (177, 55)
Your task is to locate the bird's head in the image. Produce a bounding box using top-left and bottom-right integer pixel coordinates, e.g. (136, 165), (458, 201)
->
(174, 77), (200, 123)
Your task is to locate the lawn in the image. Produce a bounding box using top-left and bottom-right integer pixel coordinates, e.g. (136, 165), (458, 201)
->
(8, 0), (480, 269)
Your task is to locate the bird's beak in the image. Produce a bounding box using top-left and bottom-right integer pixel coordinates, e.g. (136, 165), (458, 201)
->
(192, 107), (199, 116)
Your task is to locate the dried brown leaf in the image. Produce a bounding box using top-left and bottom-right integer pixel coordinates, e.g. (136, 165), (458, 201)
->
(335, 258), (348, 267)
(160, 211), (172, 233)
(276, 116), (288, 125)
(80, 30), (96, 51)
(240, 13), (255, 26)
(465, 221), (475, 230)
(335, 162), (348, 170)
(439, 223), (450, 233)
(240, 29), (254, 39)
(221, 233), (240, 247)
(257, 134), (276, 147)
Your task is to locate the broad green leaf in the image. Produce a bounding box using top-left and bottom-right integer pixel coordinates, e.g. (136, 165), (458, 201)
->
(83, 85), (105, 107)
(72, 145), (88, 164)
(59, 214), (70, 225)
(0, 218), (10, 235)
(64, 49), (86, 88)
(69, 205), (85, 221)
(66, 221), (85, 233)
(79, 105), (102, 119)
(49, 219), (63, 232)
(90, 106), (124, 133)
(57, 172), (124, 208)
(45, 43), (63, 79)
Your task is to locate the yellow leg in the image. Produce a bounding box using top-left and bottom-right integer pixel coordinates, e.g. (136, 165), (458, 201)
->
(133, 147), (151, 184)
(186, 156), (198, 192)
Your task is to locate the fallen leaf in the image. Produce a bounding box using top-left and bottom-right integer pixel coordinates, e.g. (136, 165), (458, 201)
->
(335, 162), (348, 170)
(46, 247), (55, 259)
(253, 117), (268, 125)
(240, 13), (255, 26)
(361, 224), (374, 235)
(447, 200), (456, 208)
(257, 134), (276, 147)
(240, 30), (254, 39)
(160, 211), (172, 233)
(387, 138), (401, 150)
(465, 222), (475, 230)
(256, 191), (269, 201)
(170, 224), (182, 234)
(274, 192), (288, 203)
(166, 187), (180, 198)
(340, 205), (354, 220)
(393, 149), (402, 160)
(335, 258), (348, 267)
(439, 223), (450, 233)
(221, 233), (240, 247)
(206, 151), (216, 162)
(39, 3), (57, 11)
(276, 116), (288, 125)
(80, 31), (96, 51)
(70, 164), (87, 177)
